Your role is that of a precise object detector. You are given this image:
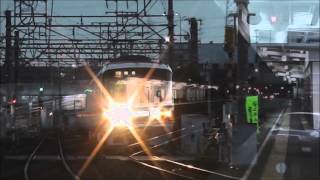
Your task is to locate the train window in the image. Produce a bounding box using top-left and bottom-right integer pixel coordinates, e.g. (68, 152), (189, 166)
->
(156, 90), (161, 98)
(131, 71), (136, 75)
(115, 71), (122, 78)
(124, 71), (129, 76)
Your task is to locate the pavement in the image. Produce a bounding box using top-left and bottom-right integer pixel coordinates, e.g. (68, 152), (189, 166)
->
(244, 99), (319, 180)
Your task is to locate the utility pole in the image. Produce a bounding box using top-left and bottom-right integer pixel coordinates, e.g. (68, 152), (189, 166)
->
(236, 0), (250, 123)
(167, 0), (174, 67)
(5, 10), (15, 141)
(5, 10), (12, 86)
(222, 0), (258, 166)
(11, 31), (20, 139)
(189, 18), (198, 63)
(236, 0), (259, 166)
(14, 31), (19, 99)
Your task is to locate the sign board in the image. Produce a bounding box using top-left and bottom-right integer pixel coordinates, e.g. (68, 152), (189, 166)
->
(246, 96), (259, 124)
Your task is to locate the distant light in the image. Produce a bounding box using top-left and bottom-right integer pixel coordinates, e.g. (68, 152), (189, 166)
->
(39, 87), (44, 92)
(270, 16), (277, 23)
(49, 112), (53, 116)
(84, 88), (93, 94)
(281, 56), (287, 62)
(226, 90), (230, 94)
(281, 86), (284, 90)
(254, 68), (259, 72)
(284, 65), (288, 70)
(11, 99), (17, 104)
(236, 85), (240, 89)
(72, 64), (77, 68)
(276, 72), (286, 77)
(165, 36), (170, 43)
(248, 87), (252, 90)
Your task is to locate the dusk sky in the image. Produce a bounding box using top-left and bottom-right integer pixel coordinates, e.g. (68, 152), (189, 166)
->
(1, 0), (319, 43)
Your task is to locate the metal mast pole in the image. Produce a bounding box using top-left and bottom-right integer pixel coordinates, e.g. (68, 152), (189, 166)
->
(167, 0), (174, 66)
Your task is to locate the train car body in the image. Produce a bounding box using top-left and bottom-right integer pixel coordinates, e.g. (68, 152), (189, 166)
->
(83, 56), (174, 145)
(100, 60), (174, 128)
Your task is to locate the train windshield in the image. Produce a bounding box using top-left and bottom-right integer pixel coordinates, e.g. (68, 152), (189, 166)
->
(103, 68), (172, 106)
(103, 68), (171, 81)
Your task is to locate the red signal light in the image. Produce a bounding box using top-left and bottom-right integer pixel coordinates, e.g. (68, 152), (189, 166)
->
(11, 99), (17, 104)
(270, 16), (277, 24)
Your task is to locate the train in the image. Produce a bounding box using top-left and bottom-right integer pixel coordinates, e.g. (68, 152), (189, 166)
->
(79, 56), (174, 144)
(76, 55), (217, 145)
(100, 55), (173, 127)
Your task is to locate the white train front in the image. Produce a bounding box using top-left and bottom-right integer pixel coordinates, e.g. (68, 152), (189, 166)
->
(99, 59), (174, 128)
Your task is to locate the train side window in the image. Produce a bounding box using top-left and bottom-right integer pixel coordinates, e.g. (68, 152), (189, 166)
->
(156, 90), (161, 98)
(131, 71), (136, 76)
(124, 71), (129, 76)
(156, 89), (163, 102)
(115, 71), (122, 78)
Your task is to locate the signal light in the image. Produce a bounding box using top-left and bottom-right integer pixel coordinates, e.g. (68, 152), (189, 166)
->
(10, 99), (17, 104)
(270, 16), (277, 24)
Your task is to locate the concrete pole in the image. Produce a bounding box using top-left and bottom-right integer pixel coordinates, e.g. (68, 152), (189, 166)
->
(235, 0), (250, 124)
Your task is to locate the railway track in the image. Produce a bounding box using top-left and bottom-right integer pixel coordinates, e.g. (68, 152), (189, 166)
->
(128, 126), (241, 180)
(73, 123), (241, 180)
(24, 131), (80, 180)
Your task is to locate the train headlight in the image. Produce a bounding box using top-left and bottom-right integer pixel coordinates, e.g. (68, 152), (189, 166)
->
(149, 108), (172, 120)
(162, 110), (172, 118)
(103, 103), (133, 127)
(150, 107), (161, 120)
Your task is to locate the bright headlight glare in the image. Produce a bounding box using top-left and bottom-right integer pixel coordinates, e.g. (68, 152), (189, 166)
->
(150, 108), (161, 119)
(102, 103), (133, 127)
(162, 110), (172, 118)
